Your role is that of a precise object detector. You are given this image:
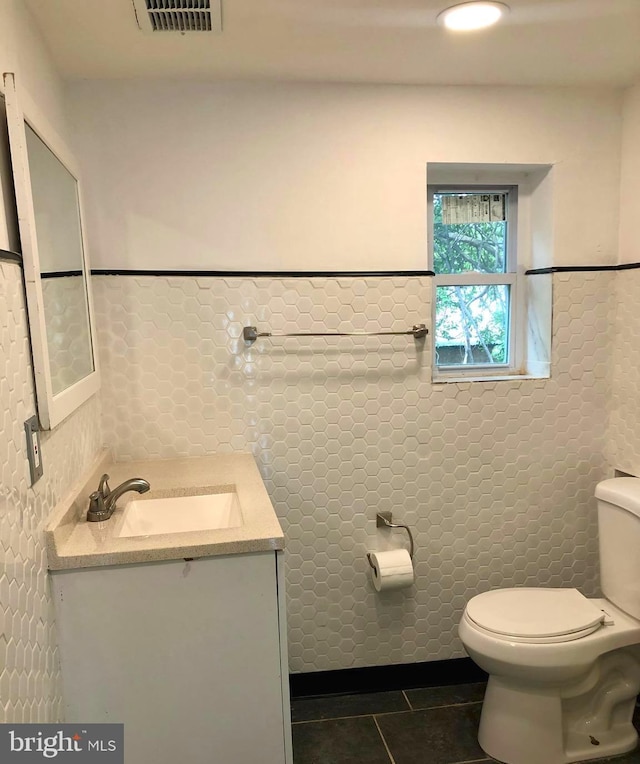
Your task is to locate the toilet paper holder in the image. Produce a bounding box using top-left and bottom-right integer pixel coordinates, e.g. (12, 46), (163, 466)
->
(367, 511), (415, 568)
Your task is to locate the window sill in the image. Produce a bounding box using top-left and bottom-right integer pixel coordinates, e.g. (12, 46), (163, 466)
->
(432, 372), (549, 384)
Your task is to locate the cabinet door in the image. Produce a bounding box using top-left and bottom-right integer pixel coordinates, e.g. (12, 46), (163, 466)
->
(52, 553), (286, 764)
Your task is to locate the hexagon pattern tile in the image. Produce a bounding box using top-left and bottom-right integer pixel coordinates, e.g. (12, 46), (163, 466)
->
(608, 269), (640, 476)
(93, 272), (614, 673)
(0, 262), (103, 722)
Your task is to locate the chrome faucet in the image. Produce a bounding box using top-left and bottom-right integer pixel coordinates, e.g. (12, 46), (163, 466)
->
(87, 473), (151, 522)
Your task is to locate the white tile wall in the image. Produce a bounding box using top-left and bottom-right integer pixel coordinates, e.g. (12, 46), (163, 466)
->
(608, 268), (640, 476)
(0, 261), (102, 721)
(0, 258), (632, 689)
(93, 271), (614, 673)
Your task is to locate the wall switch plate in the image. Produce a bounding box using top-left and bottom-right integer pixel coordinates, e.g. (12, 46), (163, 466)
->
(24, 415), (43, 485)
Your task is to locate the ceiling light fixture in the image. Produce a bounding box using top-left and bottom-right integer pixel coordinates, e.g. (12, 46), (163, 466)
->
(437, 1), (509, 31)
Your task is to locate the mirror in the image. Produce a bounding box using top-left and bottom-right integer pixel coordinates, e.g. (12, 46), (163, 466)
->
(3, 73), (99, 428)
(26, 124), (94, 395)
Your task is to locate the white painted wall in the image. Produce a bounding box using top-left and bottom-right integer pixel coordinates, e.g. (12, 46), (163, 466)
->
(0, 1), (69, 153)
(69, 82), (623, 271)
(0, 0), (72, 252)
(618, 83), (640, 264)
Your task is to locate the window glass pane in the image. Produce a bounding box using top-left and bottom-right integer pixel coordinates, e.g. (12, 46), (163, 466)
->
(435, 284), (510, 366)
(433, 193), (507, 274)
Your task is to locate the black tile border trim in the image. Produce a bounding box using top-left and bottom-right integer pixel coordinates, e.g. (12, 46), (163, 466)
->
(90, 263), (640, 278)
(526, 262), (640, 275)
(91, 269), (436, 278)
(289, 658), (487, 699)
(41, 270), (83, 279)
(0, 248), (22, 265)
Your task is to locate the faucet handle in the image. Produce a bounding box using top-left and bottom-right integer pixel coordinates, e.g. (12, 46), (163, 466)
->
(98, 473), (111, 497)
(87, 491), (107, 522)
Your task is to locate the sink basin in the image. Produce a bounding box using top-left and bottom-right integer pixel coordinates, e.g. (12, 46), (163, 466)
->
(116, 492), (243, 538)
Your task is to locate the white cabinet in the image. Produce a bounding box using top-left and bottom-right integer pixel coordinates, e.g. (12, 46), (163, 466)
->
(51, 551), (292, 764)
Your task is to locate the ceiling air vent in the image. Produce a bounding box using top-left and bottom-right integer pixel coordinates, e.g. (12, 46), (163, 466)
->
(132, 0), (222, 33)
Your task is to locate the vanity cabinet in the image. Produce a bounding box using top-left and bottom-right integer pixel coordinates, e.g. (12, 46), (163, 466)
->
(51, 551), (292, 764)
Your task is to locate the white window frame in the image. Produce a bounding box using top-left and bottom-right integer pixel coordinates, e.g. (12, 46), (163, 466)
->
(428, 184), (525, 379)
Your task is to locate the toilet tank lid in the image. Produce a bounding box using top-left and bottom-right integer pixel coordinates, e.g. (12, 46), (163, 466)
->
(595, 478), (640, 518)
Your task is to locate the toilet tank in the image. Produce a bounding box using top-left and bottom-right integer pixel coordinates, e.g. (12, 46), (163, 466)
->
(595, 477), (640, 620)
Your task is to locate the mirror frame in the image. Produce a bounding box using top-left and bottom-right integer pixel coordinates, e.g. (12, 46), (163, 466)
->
(3, 72), (100, 429)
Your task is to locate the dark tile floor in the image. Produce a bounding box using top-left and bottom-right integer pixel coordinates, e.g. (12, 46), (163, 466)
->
(291, 683), (640, 764)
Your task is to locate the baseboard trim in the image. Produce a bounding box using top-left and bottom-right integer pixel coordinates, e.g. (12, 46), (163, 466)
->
(289, 657), (487, 699)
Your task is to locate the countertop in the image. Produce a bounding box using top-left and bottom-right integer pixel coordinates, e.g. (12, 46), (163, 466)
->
(45, 450), (285, 570)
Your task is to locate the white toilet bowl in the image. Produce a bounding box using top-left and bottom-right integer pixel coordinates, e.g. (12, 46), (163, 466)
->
(459, 478), (640, 764)
(460, 591), (640, 764)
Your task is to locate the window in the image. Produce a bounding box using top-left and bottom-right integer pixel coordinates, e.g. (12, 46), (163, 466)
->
(428, 185), (520, 377)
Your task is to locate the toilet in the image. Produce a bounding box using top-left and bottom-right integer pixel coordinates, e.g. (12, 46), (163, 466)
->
(459, 477), (640, 764)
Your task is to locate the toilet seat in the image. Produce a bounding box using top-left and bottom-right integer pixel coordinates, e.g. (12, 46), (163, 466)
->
(466, 588), (606, 644)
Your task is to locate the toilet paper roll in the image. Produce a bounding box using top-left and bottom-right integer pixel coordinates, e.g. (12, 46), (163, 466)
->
(368, 549), (414, 592)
